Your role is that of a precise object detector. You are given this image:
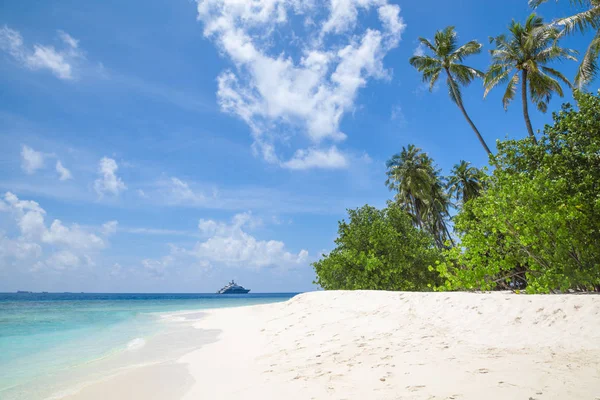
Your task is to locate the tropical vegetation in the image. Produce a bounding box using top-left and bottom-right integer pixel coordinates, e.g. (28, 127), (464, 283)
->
(484, 13), (577, 142)
(410, 27), (492, 155)
(436, 91), (600, 293)
(312, 1), (600, 294)
(312, 203), (442, 291)
(385, 145), (452, 249)
(530, 0), (600, 86)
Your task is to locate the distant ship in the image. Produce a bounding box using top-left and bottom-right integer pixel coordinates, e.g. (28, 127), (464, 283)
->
(217, 280), (250, 294)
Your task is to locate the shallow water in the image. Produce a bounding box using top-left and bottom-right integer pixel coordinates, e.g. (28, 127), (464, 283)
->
(0, 292), (297, 400)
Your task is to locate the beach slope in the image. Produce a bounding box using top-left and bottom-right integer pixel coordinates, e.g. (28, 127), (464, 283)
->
(181, 291), (600, 400)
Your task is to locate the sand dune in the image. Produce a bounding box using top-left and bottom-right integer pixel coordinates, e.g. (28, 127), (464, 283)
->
(181, 291), (600, 400)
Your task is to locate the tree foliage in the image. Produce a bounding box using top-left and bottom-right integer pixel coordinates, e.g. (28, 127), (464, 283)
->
(436, 90), (600, 293)
(312, 203), (442, 291)
(409, 27), (492, 155)
(386, 145), (453, 249)
(447, 160), (486, 205)
(530, 0), (600, 86)
(484, 14), (577, 142)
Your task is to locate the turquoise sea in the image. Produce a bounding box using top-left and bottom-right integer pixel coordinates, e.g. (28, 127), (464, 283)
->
(0, 292), (297, 400)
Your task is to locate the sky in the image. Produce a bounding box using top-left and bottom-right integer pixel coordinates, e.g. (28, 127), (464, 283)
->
(0, 0), (597, 293)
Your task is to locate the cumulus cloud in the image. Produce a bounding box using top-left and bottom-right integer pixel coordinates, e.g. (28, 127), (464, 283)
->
(0, 192), (114, 270)
(55, 160), (72, 181)
(197, 0), (405, 169)
(142, 211), (307, 275)
(191, 212), (307, 268)
(0, 234), (42, 260)
(0, 26), (85, 80)
(282, 146), (348, 170)
(94, 157), (126, 196)
(21, 145), (45, 174)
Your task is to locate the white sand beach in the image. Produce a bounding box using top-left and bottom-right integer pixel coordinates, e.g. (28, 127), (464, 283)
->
(65, 291), (600, 400)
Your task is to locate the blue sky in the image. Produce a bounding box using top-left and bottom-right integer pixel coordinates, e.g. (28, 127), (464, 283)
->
(0, 0), (596, 292)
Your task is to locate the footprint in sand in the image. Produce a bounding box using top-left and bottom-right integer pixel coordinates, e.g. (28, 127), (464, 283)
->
(406, 385), (426, 392)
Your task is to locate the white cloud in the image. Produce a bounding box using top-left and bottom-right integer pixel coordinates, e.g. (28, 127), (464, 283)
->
(21, 145), (45, 174)
(58, 31), (79, 49)
(0, 192), (112, 270)
(156, 177), (211, 207)
(94, 157), (126, 196)
(0, 26), (85, 80)
(141, 255), (174, 278)
(43, 220), (105, 250)
(56, 160), (72, 181)
(101, 220), (118, 236)
(0, 233), (42, 260)
(413, 43), (425, 57)
(197, 0), (405, 168)
(46, 250), (81, 270)
(140, 211), (306, 276)
(191, 212), (307, 268)
(122, 227), (193, 236)
(169, 177), (202, 203)
(282, 146), (348, 170)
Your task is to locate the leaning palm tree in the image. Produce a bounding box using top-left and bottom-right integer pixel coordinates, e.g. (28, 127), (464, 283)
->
(410, 27), (493, 156)
(447, 160), (485, 205)
(484, 14), (577, 143)
(385, 145), (432, 230)
(530, 0), (600, 87)
(386, 145), (453, 248)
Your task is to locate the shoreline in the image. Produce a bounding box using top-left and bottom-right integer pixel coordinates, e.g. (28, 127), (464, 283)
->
(50, 291), (600, 399)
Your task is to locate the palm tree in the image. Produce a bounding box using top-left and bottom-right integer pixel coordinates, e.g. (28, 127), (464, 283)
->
(530, 0), (600, 87)
(484, 14), (577, 143)
(386, 145), (453, 248)
(447, 161), (485, 205)
(409, 27), (493, 156)
(385, 145), (432, 230)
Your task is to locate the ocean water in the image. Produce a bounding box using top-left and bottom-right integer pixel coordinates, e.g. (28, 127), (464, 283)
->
(0, 292), (297, 399)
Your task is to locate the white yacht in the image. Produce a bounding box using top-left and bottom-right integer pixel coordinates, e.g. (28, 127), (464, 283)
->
(217, 280), (251, 294)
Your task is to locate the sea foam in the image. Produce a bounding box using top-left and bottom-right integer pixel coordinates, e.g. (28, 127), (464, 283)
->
(126, 338), (146, 351)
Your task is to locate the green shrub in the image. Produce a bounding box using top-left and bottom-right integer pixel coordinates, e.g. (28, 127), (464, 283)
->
(436, 90), (600, 293)
(313, 202), (442, 291)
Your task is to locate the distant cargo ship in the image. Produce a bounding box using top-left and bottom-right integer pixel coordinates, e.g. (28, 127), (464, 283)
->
(217, 280), (250, 294)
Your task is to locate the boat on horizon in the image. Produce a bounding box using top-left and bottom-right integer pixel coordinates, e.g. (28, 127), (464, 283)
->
(217, 280), (250, 294)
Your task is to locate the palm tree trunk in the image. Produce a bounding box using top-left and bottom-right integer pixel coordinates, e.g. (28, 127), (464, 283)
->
(521, 70), (538, 144)
(445, 69), (493, 156)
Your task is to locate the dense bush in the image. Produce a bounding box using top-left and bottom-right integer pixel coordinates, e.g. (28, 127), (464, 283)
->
(312, 203), (442, 291)
(436, 91), (600, 293)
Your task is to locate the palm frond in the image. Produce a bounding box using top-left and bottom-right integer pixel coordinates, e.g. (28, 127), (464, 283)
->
(484, 64), (512, 97)
(575, 30), (600, 86)
(541, 66), (574, 88)
(528, 70), (564, 111)
(557, 6), (600, 36)
(417, 37), (437, 53)
(450, 40), (483, 62)
(502, 72), (520, 110)
(409, 56), (442, 71)
(428, 68), (442, 91)
(449, 64), (484, 86)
